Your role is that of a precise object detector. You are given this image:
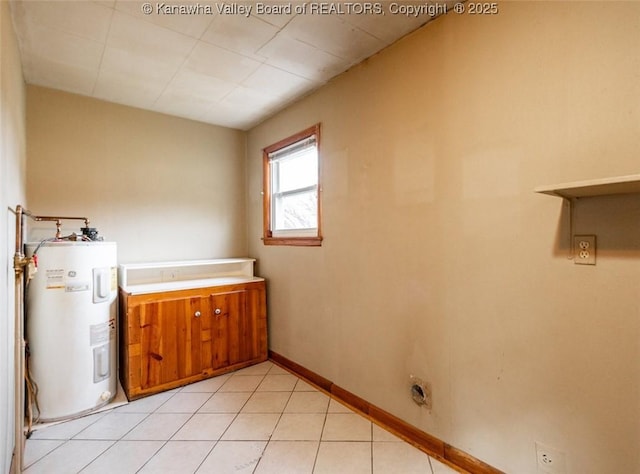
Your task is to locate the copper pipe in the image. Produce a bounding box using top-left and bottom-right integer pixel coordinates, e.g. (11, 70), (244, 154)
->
(14, 204), (24, 260)
(11, 205), (26, 473)
(31, 215), (89, 226)
(22, 212), (90, 240)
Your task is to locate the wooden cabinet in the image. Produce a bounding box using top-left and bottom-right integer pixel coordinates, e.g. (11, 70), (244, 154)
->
(119, 280), (267, 400)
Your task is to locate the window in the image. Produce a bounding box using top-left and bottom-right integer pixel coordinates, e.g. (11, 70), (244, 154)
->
(263, 124), (322, 246)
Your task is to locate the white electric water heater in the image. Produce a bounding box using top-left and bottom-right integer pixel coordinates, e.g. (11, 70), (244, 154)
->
(25, 241), (117, 422)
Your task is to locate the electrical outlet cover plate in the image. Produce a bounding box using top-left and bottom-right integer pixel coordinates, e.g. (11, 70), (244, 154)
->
(573, 235), (596, 265)
(535, 442), (566, 474)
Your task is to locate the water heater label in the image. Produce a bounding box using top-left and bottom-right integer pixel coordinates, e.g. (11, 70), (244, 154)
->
(45, 269), (65, 289)
(90, 320), (116, 346)
(90, 322), (110, 346)
(66, 283), (90, 292)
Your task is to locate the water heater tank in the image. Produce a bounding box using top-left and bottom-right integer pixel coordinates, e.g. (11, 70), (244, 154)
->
(25, 241), (118, 422)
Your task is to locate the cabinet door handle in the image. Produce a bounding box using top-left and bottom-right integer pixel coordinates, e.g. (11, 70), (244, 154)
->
(194, 311), (201, 318)
(214, 308), (222, 315)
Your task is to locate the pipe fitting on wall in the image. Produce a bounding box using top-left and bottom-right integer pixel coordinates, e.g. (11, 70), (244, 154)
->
(409, 375), (432, 410)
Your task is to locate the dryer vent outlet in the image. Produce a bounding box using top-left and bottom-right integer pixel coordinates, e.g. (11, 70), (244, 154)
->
(409, 375), (432, 410)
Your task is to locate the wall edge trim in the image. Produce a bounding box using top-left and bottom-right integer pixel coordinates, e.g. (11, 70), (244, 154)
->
(268, 350), (505, 474)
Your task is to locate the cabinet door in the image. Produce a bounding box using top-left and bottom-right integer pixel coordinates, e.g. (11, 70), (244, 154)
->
(210, 290), (249, 370)
(139, 296), (212, 389)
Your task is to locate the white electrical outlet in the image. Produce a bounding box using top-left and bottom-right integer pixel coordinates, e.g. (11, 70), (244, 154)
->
(573, 235), (596, 265)
(535, 442), (566, 473)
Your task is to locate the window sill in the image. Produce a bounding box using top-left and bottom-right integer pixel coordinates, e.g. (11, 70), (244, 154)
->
(262, 236), (323, 247)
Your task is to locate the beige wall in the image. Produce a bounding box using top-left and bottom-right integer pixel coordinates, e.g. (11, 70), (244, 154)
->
(247, 3), (640, 473)
(26, 86), (247, 263)
(0, 0), (27, 471)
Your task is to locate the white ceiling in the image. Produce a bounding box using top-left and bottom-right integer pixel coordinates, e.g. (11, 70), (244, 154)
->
(10, 1), (446, 130)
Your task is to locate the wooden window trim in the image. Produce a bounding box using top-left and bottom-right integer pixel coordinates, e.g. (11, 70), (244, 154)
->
(262, 123), (322, 247)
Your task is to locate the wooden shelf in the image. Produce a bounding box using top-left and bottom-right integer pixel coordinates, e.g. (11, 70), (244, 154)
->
(535, 174), (640, 199)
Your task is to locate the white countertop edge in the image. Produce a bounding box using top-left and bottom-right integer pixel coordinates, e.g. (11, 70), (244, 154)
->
(121, 276), (265, 295)
(118, 258), (256, 270)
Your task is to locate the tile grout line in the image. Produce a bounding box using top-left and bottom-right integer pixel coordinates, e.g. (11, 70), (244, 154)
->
(308, 399), (329, 473)
(26, 438), (116, 473)
(23, 410), (111, 470)
(181, 365), (289, 472)
(132, 386), (217, 473)
(241, 371), (273, 474)
(125, 366), (273, 473)
(25, 362), (447, 474)
(250, 365), (297, 473)
(32, 404), (154, 473)
(178, 373), (252, 474)
(144, 370), (262, 473)
(428, 454), (435, 474)
(77, 407), (159, 473)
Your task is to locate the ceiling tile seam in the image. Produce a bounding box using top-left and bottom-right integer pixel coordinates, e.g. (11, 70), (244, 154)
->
(149, 38), (212, 109)
(163, 0), (222, 99)
(100, 5), (211, 106)
(151, 56), (285, 124)
(109, 2), (288, 68)
(217, 13), (290, 61)
(239, 63), (313, 91)
(196, 38), (270, 64)
(195, 31), (273, 64)
(90, 5), (116, 96)
(113, 1), (216, 41)
(194, 11), (217, 41)
(192, 77), (280, 126)
(11, 2), (113, 46)
(200, 85), (244, 118)
(338, 16), (387, 44)
(9, 15), (109, 82)
(279, 14), (385, 59)
(253, 28), (287, 60)
(112, 4), (210, 45)
(165, 0), (228, 110)
(250, 12), (288, 29)
(188, 49), (268, 97)
(241, 10), (323, 64)
(277, 32), (350, 62)
(151, 35), (272, 111)
(251, 10), (300, 30)
(250, 12), (291, 29)
(251, 29), (345, 76)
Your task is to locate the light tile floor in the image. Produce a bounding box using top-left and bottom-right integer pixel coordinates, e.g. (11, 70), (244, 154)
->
(23, 361), (461, 473)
